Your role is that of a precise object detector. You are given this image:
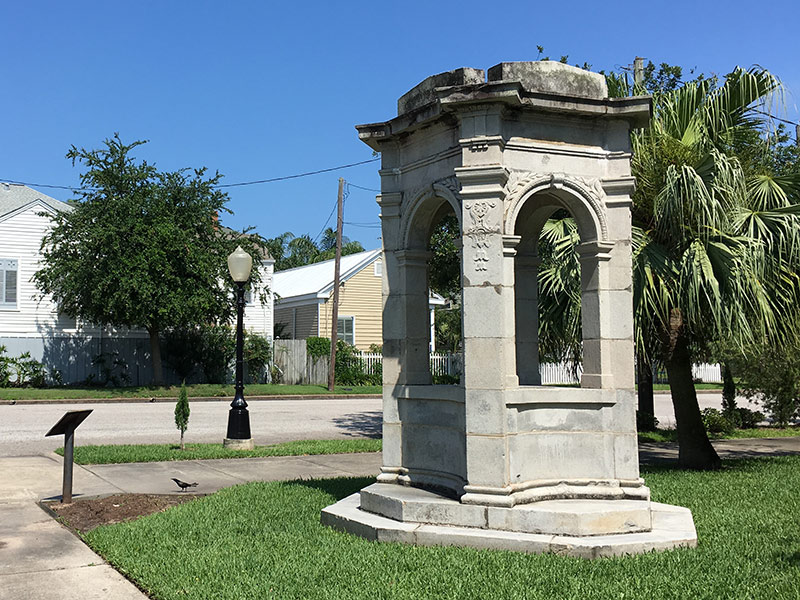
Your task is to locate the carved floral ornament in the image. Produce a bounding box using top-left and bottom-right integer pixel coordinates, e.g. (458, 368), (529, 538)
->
(464, 200), (500, 271)
(503, 171), (609, 241)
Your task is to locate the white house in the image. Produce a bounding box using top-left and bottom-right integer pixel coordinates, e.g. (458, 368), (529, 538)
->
(0, 183), (273, 385)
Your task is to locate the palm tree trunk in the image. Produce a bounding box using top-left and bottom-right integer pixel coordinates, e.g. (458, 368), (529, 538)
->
(148, 326), (164, 386)
(665, 334), (721, 469)
(636, 357), (656, 431)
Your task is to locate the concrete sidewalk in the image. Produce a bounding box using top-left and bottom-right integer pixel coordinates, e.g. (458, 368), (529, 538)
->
(2, 438), (800, 599)
(0, 451), (382, 600)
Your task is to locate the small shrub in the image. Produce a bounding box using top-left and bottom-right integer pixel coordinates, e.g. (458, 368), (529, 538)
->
(636, 410), (660, 432)
(701, 408), (735, 435)
(174, 382), (190, 451)
(433, 373), (459, 385)
(5, 352), (48, 388)
(737, 407), (765, 429)
(734, 344), (800, 427)
(162, 327), (202, 381)
(334, 341), (370, 386)
(91, 351), (131, 387)
(198, 325), (236, 384)
(269, 363), (284, 384)
(244, 332), (271, 383)
(306, 337), (330, 361)
(0, 345), (11, 387)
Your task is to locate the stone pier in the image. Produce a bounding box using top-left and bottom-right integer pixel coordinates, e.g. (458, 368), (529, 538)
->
(322, 61), (696, 557)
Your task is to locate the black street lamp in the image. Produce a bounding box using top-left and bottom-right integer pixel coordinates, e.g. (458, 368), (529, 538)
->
(223, 246), (254, 450)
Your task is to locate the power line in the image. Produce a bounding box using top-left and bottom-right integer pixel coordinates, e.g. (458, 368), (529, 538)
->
(346, 182), (380, 192)
(751, 108), (799, 127)
(0, 179), (88, 192)
(344, 221), (381, 229)
(313, 199), (339, 244)
(215, 158), (380, 188)
(0, 157), (381, 193)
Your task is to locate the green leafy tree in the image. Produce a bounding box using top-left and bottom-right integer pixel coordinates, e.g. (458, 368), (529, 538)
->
(34, 135), (267, 384)
(428, 215), (461, 301)
(174, 382), (190, 451)
(734, 342), (800, 427)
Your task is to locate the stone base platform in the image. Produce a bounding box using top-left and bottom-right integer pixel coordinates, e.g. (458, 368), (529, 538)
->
(321, 485), (697, 559)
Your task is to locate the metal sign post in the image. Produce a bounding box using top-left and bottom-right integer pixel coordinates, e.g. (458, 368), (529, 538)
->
(45, 410), (92, 503)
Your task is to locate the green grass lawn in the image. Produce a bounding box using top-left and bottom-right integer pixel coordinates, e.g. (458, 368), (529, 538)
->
(0, 383), (381, 401)
(55, 439), (382, 464)
(84, 456), (800, 599)
(57, 427), (800, 465)
(637, 426), (800, 444)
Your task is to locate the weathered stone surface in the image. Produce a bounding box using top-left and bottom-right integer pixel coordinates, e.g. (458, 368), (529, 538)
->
(222, 438), (254, 451)
(397, 67), (485, 115)
(487, 61), (608, 99)
(324, 61), (693, 557)
(321, 494), (697, 558)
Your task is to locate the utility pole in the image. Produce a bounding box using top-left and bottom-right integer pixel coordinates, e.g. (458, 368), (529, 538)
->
(634, 56), (645, 88)
(328, 178), (345, 391)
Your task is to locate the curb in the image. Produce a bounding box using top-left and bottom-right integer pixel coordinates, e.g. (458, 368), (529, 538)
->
(5, 390), (724, 405)
(3, 394), (382, 406)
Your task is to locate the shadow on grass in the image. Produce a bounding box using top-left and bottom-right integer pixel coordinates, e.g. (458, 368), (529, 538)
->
(332, 411), (382, 439)
(284, 476), (375, 501)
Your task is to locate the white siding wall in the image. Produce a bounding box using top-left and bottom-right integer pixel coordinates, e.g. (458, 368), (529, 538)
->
(243, 259), (275, 338)
(0, 206), (123, 338)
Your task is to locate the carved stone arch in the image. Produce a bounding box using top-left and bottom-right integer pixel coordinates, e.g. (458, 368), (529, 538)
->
(503, 171), (608, 243)
(400, 175), (463, 250)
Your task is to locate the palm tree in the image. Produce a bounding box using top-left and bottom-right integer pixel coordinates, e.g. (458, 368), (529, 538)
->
(539, 67), (800, 469)
(630, 67), (800, 468)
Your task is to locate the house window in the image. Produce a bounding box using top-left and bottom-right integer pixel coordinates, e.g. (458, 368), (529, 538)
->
(244, 288), (253, 304)
(337, 316), (355, 346)
(0, 259), (18, 309)
(373, 260), (382, 277)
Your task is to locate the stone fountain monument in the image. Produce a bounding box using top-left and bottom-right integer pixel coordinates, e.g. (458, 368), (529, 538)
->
(322, 61), (697, 557)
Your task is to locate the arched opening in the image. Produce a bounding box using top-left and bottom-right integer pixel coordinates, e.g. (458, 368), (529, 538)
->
(394, 192), (461, 385)
(512, 187), (604, 388)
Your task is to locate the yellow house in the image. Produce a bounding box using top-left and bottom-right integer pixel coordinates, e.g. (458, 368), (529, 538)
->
(272, 249), (444, 351)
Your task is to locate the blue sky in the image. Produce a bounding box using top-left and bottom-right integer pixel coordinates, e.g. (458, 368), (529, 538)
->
(3, 1), (798, 250)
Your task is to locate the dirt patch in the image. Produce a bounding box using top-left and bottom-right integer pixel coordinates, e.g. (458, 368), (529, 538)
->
(47, 493), (199, 533)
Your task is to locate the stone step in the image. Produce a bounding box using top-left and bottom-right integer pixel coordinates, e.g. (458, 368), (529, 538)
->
(360, 483), (652, 536)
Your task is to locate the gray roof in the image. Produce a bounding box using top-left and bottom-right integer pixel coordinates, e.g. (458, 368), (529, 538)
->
(0, 183), (72, 219)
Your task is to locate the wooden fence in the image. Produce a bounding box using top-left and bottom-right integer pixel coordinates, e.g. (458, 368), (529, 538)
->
(271, 342), (724, 386)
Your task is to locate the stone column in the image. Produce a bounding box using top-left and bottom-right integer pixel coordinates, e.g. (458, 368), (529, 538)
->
(456, 165), (516, 503)
(376, 190), (405, 483)
(514, 252), (541, 385)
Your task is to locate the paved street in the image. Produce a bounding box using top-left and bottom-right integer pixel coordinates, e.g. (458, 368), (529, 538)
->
(0, 391), (743, 457)
(0, 397), (382, 457)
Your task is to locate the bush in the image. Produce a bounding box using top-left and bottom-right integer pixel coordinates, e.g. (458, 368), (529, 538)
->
(306, 337), (330, 361)
(198, 325), (236, 384)
(433, 373), (459, 385)
(162, 327), (202, 381)
(0, 346), (11, 387)
(737, 407), (765, 429)
(636, 410), (660, 432)
(0, 347), (49, 388)
(734, 344), (800, 427)
(89, 351), (131, 387)
(244, 333), (271, 384)
(701, 408), (735, 435)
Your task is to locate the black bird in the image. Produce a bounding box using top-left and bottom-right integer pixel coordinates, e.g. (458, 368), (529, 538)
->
(171, 477), (198, 492)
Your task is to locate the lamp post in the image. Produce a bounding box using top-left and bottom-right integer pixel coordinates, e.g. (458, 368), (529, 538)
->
(223, 246), (255, 450)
